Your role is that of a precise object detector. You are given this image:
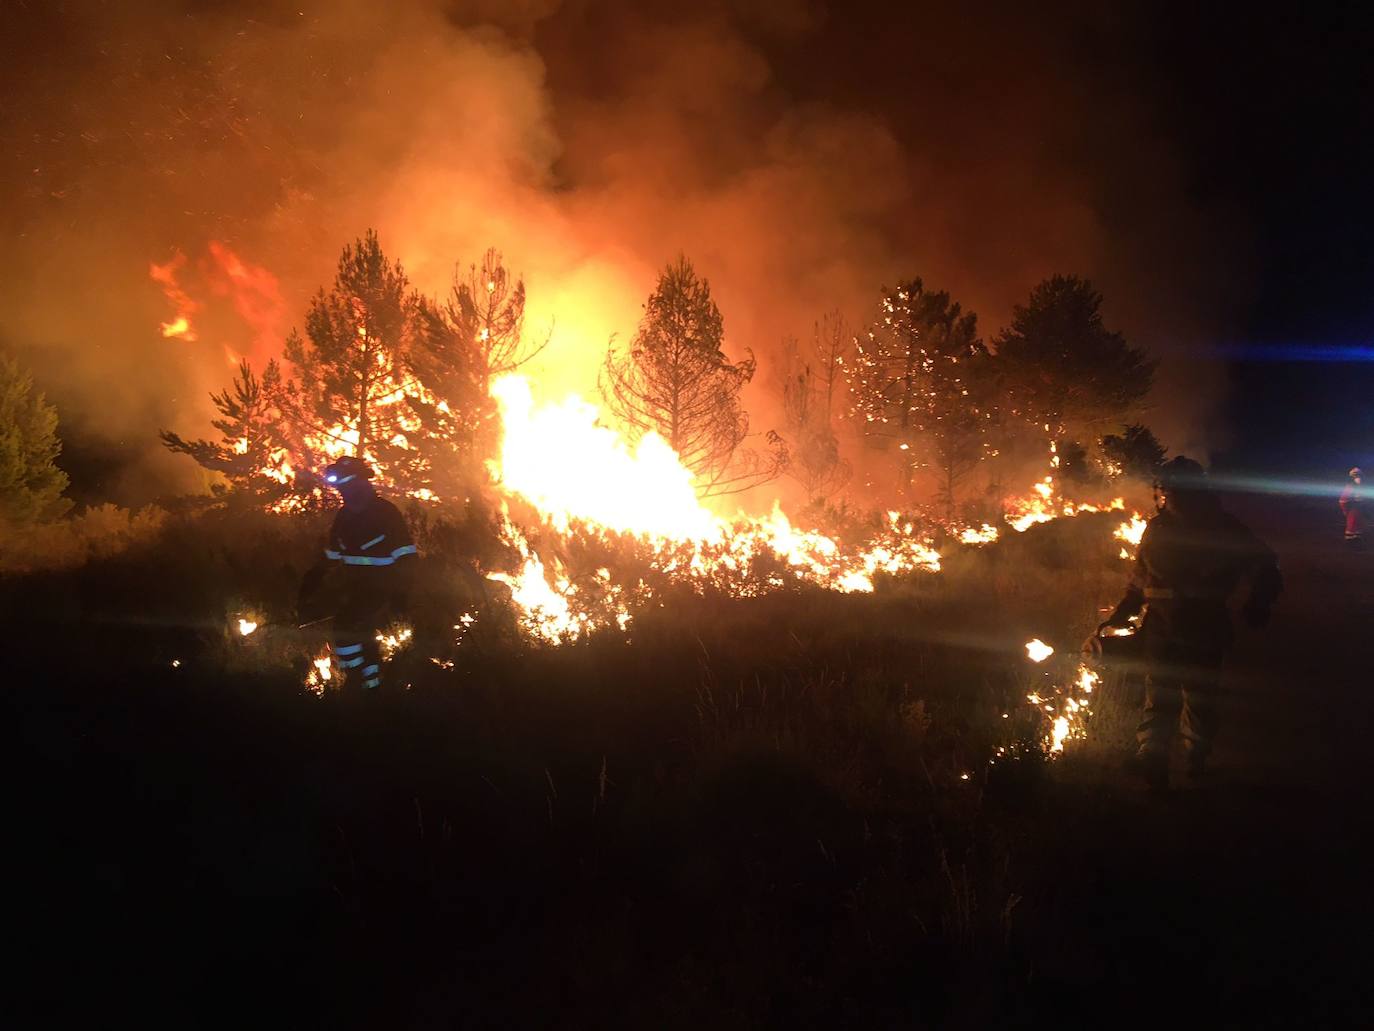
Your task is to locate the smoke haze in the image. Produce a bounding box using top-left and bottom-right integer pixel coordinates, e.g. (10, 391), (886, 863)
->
(0, 0), (1246, 504)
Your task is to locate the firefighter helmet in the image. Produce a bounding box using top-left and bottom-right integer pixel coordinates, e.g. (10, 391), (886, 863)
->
(1154, 456), (1207, 492)
(323, 455), (374, 486)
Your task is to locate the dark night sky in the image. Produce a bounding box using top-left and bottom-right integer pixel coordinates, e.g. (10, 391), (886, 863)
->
(1149, 5), (1374, 473)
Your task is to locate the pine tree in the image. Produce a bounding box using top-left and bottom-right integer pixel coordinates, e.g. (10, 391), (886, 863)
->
(443, 248), (548, 389)
(284, 231), (423, 483)
(1101, 423), (1167, 480)
(0, 352), (71, 526)
(602, 256), (783, 496)
(845, 278), (992, 505)
(994, 275), (1155, 443)
(928, 350), (1000, 520)
(407, 249), (548, 497)
(161, 359), (295, 501)
(779, 312), (851, 498)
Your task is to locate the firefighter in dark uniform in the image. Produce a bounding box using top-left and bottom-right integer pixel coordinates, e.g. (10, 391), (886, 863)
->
(298, 456), (417, 690)
(1089, 457), (1282, 789)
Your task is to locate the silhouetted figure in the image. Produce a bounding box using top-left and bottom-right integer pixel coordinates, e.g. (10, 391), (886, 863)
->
(1090, 457), (1282, 789)
(298, 456), (417, 690)
(1340, 467), (1365, 546)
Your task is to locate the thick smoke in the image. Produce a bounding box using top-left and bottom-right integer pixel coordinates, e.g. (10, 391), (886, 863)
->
(0, 0), (1242, 505)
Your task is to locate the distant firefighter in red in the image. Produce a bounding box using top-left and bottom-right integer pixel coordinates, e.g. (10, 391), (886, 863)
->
(298, 456), (417, 690)
(1089, 457), (1282, 790)
(1340, 467), (1365, 545)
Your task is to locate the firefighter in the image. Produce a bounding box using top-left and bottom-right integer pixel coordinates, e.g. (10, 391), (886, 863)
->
(298, 456), (418, 690)
(1339, 467), (1364, 546)
(1086, 457), (1282, 789)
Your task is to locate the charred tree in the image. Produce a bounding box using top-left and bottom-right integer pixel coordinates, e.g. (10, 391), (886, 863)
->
(602, 256), (784, 497)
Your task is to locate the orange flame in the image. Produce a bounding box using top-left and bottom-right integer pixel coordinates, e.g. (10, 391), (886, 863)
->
(149, 252), (198, 341)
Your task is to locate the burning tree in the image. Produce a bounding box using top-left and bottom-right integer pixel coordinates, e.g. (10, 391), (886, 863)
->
(994, 275), (1154, 447)
(161, 359), (296, 502)
(0, 351), (71, 526)
(845, 278), (993, 506)
(440, 248), (548, 390)
(284, 231), (425, 483)
(408, 249), (547, 497)
(779, 312), (851, 499)
(601, 257), (784, 497)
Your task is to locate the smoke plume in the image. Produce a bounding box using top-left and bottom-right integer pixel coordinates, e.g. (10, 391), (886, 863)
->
(0, 0), (1244, 504)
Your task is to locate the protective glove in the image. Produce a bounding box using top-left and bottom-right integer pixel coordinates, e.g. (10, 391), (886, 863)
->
(297, 565), (327, 624)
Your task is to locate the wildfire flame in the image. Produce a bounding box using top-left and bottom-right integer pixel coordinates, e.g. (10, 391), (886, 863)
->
(1024, 638), (1100, 755)
(150, 252), (198, 341)
(1115, 512), (1148, 560)
(305, 652), (332, 695)
(486, 374), (943, 638)
(154, 248), (1153, 649)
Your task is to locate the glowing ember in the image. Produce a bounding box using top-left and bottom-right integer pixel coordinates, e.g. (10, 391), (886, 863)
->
(237, 618), (259, 636)
(1025, 638), (1054, 663)
(376, 624), (413, 661)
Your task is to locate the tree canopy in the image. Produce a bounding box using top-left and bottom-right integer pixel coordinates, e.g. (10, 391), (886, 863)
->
(602, 256), (782, 496)
(846, 278), (993, 504)
(779, 312), (851, 499)
(994, 275), (1155, 441)
(0, 352), (71, 526)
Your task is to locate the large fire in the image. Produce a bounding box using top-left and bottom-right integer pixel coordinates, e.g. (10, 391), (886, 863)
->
(158, 242), (1148, 738)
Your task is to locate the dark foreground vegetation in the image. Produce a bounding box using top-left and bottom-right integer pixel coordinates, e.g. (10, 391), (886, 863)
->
(6, 494), (1372, 1027)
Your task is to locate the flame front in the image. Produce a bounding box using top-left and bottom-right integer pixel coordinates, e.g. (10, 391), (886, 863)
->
(491, 375), (716, 540)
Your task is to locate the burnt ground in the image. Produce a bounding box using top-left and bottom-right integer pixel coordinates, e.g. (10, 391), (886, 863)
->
(6, 492), (1372, 1028)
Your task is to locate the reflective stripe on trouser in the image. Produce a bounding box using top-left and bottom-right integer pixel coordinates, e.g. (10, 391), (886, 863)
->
(1136, 655), (1223, 760)
(331, 635), (383, 691)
